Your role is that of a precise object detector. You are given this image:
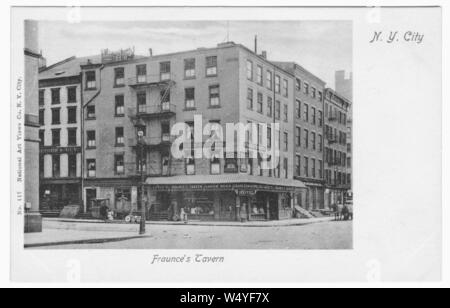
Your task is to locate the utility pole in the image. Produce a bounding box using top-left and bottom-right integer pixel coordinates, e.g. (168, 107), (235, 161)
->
(135, 120), (147, 235)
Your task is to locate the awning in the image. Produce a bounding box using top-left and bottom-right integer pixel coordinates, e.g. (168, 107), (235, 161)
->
(145, 174), (306, 192)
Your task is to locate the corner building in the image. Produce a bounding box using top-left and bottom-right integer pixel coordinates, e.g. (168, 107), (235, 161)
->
(80, 42), (304, 221)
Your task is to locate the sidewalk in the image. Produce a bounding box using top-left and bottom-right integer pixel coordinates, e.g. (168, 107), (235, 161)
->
(24, 216), (335, 248)
(47, 216), (334, 227)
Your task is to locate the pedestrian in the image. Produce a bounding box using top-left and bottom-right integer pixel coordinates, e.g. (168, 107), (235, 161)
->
(100, 203), (109, 222)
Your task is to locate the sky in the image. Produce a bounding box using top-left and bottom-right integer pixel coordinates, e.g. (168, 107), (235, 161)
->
(37, 20), (352, 87)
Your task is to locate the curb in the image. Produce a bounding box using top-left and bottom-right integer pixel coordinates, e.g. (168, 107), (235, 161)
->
(25, 235), (150, 248)
(46, 217), (335, 228)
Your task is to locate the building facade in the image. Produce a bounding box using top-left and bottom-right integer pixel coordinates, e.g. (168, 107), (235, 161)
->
(274, 62), (327, 211)
(79, 42), (302, 221)
(323, 88), (351, 207)
(24, 20), (43, 232)
(38, 57), (86, 211)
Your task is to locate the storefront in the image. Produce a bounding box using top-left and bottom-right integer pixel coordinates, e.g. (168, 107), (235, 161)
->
(40, 179), (81, 211)
(145, 174), (306, 222)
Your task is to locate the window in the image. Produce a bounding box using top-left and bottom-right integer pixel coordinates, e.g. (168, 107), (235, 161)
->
(283, 79), (288, 97)
(51, 88), (60, 104)
(86, 105), (95, 119)
(296, 127), (301, 147)
(246, 88), (253, 110)
(39, 109), (44, 125)
(209, 85), (220, 107)
(296, 155), (301, 176)
(283, 132), (288, 151)
(246, 60), (253, 81)
(295, 78), (301, 91)
(304, 129), (309, 149)
(67, 86), (77, 103)
(312, 87), (316, 99)
(160, 62), (171, 80)
(312, 107), (316, 125)
(303, 103), (309, 122)
(283, 104), (288, 122)
(295, 100), (301, 118)
(318, 134), (323, 152)
(318, 110), (323, 127)
(39, 130), (44, 146)
(39, 89), (45, 106)
(114, 67), (125, 86)
(186, 158), (195, 175)
(67, 128), (77, 146)
(87, 159), (96, 177)
(275, 101), (280, 120)
(312, 159), (316, 178)
(319, 160), (323, 179)
(115, 95), (125, 116)
(206, 56), (217, 76)
(115, 127), (124, 146)
(67, 106), (77, 124)
(52, 155), (60, 177)
(256, 65), (263, 85)
(51, 108), (60, 124)
(257, 92), (263, 113)
(184, 58), (196, 78)
(303, 157), (309, 177)
(181, 87), (195, 109)
(267, 97), (273, 117)
(86, 71), (96, 89)
(267, 127), (272, 148)
(303, 83), (310, 95)
(311, 132), (316, 150)
(318, 91), (323, 102)
(115, 154), (125, 174)
(68, 154), (77, 177)
(283, 158), (288, 179)
(160, 88), (171, 111)
(136, 64), (147, 83)
(275, 75), (281, 93)
(266, 71), (273, 90)
(87, 130), (96, 148)
(52, 129), (60, 146)
(137, 92), (146, 113)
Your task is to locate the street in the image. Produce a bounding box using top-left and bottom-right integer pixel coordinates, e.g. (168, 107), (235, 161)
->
(27, 219), (353, 250)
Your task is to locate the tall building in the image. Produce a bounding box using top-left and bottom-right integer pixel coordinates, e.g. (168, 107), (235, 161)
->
(24, 20), (43, 232)
(273, 62), (327, 211)
(38, 56), (94, 213)
(323, 88), (351, 207)
(79, 42), (303, 221)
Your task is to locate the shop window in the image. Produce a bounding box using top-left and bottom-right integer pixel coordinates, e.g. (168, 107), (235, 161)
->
(52, 155), (60, 177)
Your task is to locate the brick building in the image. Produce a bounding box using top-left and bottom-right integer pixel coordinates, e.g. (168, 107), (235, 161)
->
(323, 88), (351, 207)
(274, 62), (327, 211)
(79, 42), (303, 221)
(38, 56), (93, 211)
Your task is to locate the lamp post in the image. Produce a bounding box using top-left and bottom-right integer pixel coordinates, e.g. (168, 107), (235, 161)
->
(135, 119), (146, 235)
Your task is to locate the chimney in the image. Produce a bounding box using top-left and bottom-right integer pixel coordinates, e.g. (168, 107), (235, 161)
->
(261, 51), (267, 59)
(149, 48), (153, 57)
(254, 35), (258, 54)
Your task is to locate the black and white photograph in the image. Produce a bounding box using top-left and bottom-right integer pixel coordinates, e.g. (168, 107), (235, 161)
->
(7, 4), (444, 286)
(23, 19), (353, 250)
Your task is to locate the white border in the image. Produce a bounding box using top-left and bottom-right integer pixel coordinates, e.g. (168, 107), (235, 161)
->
(2, 1), (448, 287)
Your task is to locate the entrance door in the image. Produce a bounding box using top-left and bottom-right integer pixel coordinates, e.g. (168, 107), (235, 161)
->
(268, 193), (279, 220)
(85, 188), (96, 212)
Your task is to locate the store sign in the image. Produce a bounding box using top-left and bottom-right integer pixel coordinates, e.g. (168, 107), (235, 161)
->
(151, 183), (294, 192)
(40, 146), (81, 155)
(238, 190), (256, 196)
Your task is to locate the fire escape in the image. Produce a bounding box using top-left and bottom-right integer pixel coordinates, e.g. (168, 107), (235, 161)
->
(126, 72), (176, 179)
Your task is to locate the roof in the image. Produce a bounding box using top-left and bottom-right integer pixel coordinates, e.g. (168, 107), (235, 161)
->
(146, 174), (306, 189)
(272, 61), (327, 86)
(39, 55), (101, 80)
